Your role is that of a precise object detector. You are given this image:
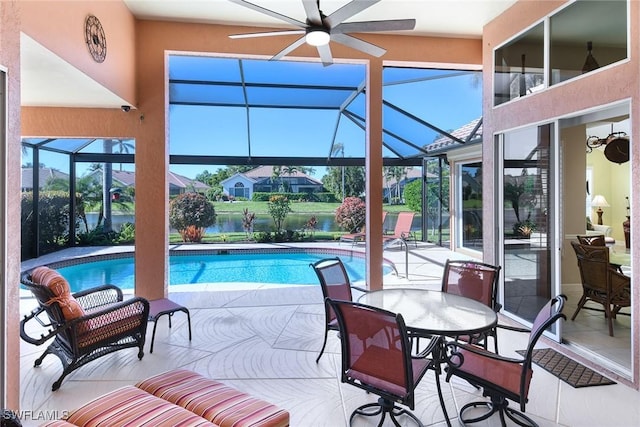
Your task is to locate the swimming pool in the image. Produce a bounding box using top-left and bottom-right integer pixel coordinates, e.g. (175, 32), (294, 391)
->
(50, 250), (395, 293)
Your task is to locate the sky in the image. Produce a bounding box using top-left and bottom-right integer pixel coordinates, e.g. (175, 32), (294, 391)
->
(25, 59), (482, 182)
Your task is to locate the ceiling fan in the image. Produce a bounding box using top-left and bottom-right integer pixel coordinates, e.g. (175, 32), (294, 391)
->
(228, 0), (416, 66)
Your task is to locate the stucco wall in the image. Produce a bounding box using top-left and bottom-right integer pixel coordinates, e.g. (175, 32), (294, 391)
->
(20, 0), (137, 105)
(483, 0), (639, 387)
(1, 0), (23, 410)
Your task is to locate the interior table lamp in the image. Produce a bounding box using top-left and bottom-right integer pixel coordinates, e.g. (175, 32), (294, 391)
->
(591, 194), (610, 225)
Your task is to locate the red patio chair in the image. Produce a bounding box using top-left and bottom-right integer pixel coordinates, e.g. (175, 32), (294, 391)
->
(328, 298), (431, 426)
(310, 257), (368, 363)
(445, 295), (566, 427)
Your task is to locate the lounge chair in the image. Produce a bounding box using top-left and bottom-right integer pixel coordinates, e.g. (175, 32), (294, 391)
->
(383, 211), (417, 248)
(339, 211), (387, 245)
(20, 266), (149, 391)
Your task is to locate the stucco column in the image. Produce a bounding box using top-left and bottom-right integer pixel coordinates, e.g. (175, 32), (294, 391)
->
(134, 25), (169, 300)
(365, 59), (384, 290)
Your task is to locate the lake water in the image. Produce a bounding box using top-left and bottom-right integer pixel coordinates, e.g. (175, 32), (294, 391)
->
(86, 212), (343, 233)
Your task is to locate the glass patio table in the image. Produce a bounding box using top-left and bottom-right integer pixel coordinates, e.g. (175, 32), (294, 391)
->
(358, 288), (498, 426)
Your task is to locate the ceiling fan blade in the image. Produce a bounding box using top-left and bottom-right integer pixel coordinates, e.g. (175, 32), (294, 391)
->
(228, 0), (307, 28)
(271, 36), (307, 61)
(331, 33), (386, 57)
(325, 0), (382, 28)
(333, 19), (416, 34)
(302, 0), (322, 25)
(229, 29), (305, 39)
(317, 44), (334, 66)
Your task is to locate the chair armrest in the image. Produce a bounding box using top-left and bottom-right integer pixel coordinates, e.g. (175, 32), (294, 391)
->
(73, 284), (124, 310)
(20, 306), (66, 345)
(76, 296), (148, 323)
(350, 285), (369, 293)
(67, 297), (149, 345)
(446, 340), (524, 367)
(495, 324), (530, 334)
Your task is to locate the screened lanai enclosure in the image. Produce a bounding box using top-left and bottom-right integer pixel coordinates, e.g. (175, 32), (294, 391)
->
(21, 57), (483, 259)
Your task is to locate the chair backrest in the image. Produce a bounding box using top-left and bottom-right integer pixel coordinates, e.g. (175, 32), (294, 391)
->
(577, 234), (606, 246)
(328, 299), (418, 407)
(21, 272), (66, 326)
(311, 258), (354, 324)
(392, 212), (414, 237)
(441, 259), (501, 311)
(571, 241), (610, 294)
(519, 295), (566, 397)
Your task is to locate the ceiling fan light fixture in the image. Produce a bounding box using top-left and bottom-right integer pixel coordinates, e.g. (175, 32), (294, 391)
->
(305, 27), (330, 46)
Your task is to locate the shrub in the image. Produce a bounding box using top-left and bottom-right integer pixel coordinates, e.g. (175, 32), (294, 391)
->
(267, 194), (291, 233)
(335, 197), (366, 233)
(115, 222), (136, 244)
(169, 192), (216, 242)
(403, 179), (422, 212)
(21, 191), (83, 259)
(179, 225), (205, 242)
(242, 208), (256, 240)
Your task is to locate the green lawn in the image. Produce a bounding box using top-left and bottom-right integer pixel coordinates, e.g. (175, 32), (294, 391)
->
(109, 200), (412, 215)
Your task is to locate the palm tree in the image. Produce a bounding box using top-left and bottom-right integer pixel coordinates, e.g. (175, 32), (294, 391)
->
(113, 139), (134, 171)
(282, 165), (298, 192)
(271, 165), (284, 192)
(331, 143), (345, 200)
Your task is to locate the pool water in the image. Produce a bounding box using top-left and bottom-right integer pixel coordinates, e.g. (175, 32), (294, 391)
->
(55, 253), (392, 293)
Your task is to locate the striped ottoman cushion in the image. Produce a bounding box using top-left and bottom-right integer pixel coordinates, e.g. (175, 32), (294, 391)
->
(136, 370), (289, 427)
(59, 385), (216, 427)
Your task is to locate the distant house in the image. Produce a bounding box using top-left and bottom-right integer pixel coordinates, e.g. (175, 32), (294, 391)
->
(220, 166), (324, 200)
(383, 167), (428, 203)
(86, 170), (210, 197)
(21, 167), (70, 191)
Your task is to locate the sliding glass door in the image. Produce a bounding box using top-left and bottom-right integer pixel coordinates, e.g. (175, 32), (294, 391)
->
(422, 157), (450, 247)
(499, 123), (561, 339)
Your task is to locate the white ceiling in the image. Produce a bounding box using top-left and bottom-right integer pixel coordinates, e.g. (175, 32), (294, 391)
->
(21, 0), (517, 108)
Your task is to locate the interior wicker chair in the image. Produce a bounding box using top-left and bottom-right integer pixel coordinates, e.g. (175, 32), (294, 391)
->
(570, 241), (630, 336)
(328, 298), (431, 427)
(576, 234), (606, 246)
(445, 295), (567, 427)
(310, 257), (368, 363)
(20, 266), (150, 391)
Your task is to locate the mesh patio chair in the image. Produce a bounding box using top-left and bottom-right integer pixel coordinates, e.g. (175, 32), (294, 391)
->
(441, 259), (502, 352)
(20, 266), (149, 391)
(310, 257), (367, 363)
(339, 211), (388, 246)
(383, 211), (417, 248)
(570, 241), (630, 336)
(328, 298), (432, 427)
(445, 295), (567, 427)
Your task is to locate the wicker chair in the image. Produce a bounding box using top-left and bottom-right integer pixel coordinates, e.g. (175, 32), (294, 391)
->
(20, 266), (149, 391)
(570, 241), (630, 336)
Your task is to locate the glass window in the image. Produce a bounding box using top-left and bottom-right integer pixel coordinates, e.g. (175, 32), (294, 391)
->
(550, 0), (627, 85)
(494, 22), (544, 106)
(459, 161), (483, 250)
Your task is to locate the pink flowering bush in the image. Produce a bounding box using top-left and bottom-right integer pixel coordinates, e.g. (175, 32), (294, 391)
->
(335, 197), (366, 233)
(169, 192), (216, 242)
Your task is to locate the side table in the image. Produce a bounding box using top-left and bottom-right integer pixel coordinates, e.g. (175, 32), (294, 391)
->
(148, 298), (192, 353)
